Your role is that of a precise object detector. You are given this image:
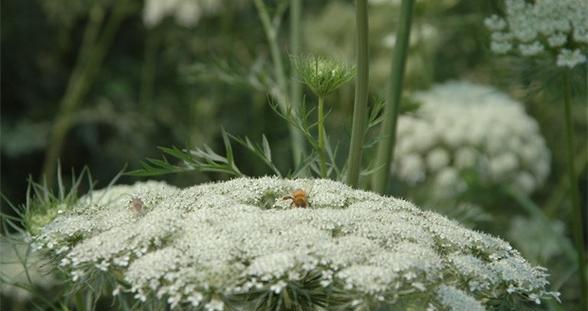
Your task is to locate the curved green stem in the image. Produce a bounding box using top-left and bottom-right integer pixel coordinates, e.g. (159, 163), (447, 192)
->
(346, 0), (369, 188)
(371, 0), (415, 193)
(290, 0), (306, 166)
(42, 0), (130, 186)
(563, 70), (587, 310)
(318, 96), (327, 178)
(254, 0), (305, 166)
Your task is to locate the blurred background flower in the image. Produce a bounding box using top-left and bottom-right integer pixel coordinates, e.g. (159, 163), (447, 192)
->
(485, 0), (588, 68)
(393, 81), (550, 196)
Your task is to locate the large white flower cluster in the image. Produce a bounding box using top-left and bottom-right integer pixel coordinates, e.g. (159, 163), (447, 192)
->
(143, 0), (221, 28)
(393, 81), (550, 195)
(485, 0), (588, 68)
(31, 177), (557, 310)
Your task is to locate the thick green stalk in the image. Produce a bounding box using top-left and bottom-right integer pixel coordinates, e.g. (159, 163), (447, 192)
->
(346, 0), (370, 188)
(290, 0), (305, 166)
(42, 0), (130, 186)
(371, 0), (415, 193)
(254, 0), (304, 166)
(318, 96), (327, 177)
(563, 71), (587, 310)
(74, 292), (85, 311)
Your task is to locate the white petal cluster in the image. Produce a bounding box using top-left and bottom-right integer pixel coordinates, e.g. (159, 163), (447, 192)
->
(32, 177), (556, 309)
(143, 0), (222, 28)
(393, 81), (550, 195)
(382, 23), (438, 49)
(436, 285), (484, 311)
(368, 0), (456, 6)
(486, 0), (588, 68)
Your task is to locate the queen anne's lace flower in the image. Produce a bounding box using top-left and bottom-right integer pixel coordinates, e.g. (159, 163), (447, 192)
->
(556, 48), (588, 68)
(31, 177), (557, 309)
(486, 0), (588, 68)
(436, 285), (485, 311)
(393, 81), (550, 195)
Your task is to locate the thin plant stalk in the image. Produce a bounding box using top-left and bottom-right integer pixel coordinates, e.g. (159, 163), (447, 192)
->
(346, 0), (369, 188)
(371, 0), (415, 193)
(42, 0), (130, 186)
(562, 70), (587, 310)
(290, 0), (306, 166)
(253, 0), (305, 167)
(318, 96), (327, 177)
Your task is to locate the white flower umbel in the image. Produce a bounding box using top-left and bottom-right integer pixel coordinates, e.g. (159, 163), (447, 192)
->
(486, 0), (588, 68)
(143, 0), (225, 28)
(393, 81), (550, 196)
(31, 177), (557, 309)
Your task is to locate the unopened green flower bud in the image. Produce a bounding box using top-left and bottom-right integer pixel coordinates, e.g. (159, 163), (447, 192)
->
(291, 54), (355, 98)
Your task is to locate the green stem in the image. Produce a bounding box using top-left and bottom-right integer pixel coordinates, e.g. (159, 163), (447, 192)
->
(41, 0), (130, 187)
(74, 291), (86, 311)
(544, 150), (588, 218)
(563, 70), (587, 310)
(254, 0), (304, 166)
(318, 96), (327, 178)
(371, 0), (415, 193)
(290, 0), (305, 166)
(253, 0), (287, 104)
(78, 5), (105, 66)
(346, 0), (369, 188)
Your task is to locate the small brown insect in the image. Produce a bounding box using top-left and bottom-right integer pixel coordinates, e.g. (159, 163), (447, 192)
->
(129, 197), (144, 214)
(283, 189), (309, 208)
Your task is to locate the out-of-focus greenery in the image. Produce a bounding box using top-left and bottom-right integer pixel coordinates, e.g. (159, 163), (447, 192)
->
(1, 0), (586, 310)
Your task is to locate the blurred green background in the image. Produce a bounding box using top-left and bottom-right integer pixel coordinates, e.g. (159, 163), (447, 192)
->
(1, 0), (586, 310)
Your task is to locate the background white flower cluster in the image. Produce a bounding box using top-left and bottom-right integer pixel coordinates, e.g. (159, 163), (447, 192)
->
(393, 81), (550, 197)
(31, 177), (557, 310)
(143, 0), (244, 28)
(485, 0), (588, 68)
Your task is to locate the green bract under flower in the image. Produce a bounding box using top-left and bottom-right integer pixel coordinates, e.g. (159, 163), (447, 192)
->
(31, 177), (557, 310)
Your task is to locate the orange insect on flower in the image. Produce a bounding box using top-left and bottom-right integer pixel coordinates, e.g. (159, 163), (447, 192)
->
(282, 189), (309, 208)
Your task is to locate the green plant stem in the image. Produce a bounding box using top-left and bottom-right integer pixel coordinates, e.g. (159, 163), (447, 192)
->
(74, 291), (86, 311)
(371, 0), (415, 193)
(318, 96), (327, 178)
(346, 0), (369, 188)
(254, 0), (305, 167)
(544, 150), (587, 218)
(42, 0), (130, 187)
(290, 0), (306, 166)
(563, 70), (587, 310)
